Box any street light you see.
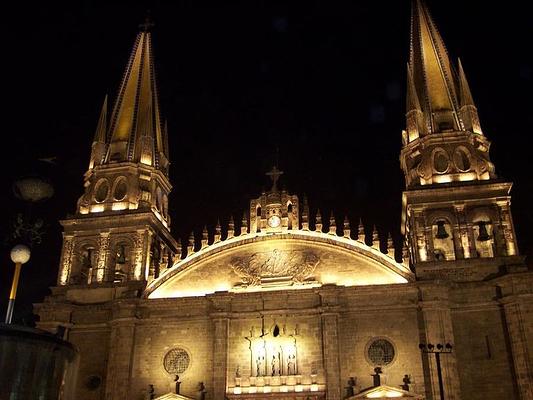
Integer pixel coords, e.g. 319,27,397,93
419,342,453,400
5,244,31,324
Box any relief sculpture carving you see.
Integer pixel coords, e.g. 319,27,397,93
230,249,319,286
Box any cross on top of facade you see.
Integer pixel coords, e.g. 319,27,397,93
266,166,283,192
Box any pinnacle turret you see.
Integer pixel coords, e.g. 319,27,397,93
458,59,482,134
89,96,108,170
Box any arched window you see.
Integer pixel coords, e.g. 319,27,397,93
94,179,109,203
433,150,449,174
453,148,471,172
113,177,128,201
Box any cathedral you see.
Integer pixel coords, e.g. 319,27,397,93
35,1,533,400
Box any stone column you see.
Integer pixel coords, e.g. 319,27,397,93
321,311,341,400
96,232,111,282
418,288,461,400
453,204,469,259
212,316,229,399
58,234,75,285
412,210,428,262
133,229,147,280
500,296,533,399
497,200,518,256
319,286,341,400
104,302,137,400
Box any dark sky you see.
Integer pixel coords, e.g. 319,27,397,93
1,1,532,324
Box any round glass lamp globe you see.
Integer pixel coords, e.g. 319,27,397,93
11,245,31,264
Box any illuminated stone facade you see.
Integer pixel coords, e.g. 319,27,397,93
35,2,532,400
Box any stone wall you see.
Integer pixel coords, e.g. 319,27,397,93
69,329,110,400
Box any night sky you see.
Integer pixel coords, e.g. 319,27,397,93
1,1,531,324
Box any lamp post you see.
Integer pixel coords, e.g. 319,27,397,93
419,342,453,400
5,244,31,324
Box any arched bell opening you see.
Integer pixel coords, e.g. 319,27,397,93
431,219,456,261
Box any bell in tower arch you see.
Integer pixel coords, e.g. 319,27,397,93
477,221,491,241
116,244,127,264
435,221,449,239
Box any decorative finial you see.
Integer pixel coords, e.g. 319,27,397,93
227,216,235,239
343,215,351,238
266,166,284,192
402,241,410,266
214,219,222,243
139,12,155,32
358,218,365,242
201,226,209,249
372,225,380,249
315,210,323,233
187,231,195,256
328,212,336,235
387,233,394,255
175,240,182,262
241,213,248,235
302,196,309,231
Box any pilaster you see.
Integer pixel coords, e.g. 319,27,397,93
58,234,75,285
212,316,229,399
499,287,533,399
319,287,341,400
104,302,137,400
418,286,461,400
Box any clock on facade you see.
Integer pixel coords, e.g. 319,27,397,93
268,215,281,228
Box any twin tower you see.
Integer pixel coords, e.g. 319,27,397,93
56,1,520,290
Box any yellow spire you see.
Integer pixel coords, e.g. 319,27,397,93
406,64,421,114
405,64,426,143
457,58,475,107
458,58,483,134
409,0,461,133
89,95,108,169
93,95,108,144
106,21,168,172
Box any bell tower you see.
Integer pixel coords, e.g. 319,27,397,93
250,166,299,234
57,20,178,290
401,0,520,279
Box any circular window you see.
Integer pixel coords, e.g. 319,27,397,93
113,178,128,201
94,180,109,203
163,348,190,374
434,150,449,173
453,148,471,172
367,338,395,366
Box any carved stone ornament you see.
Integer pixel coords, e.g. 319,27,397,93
230,249,319,286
